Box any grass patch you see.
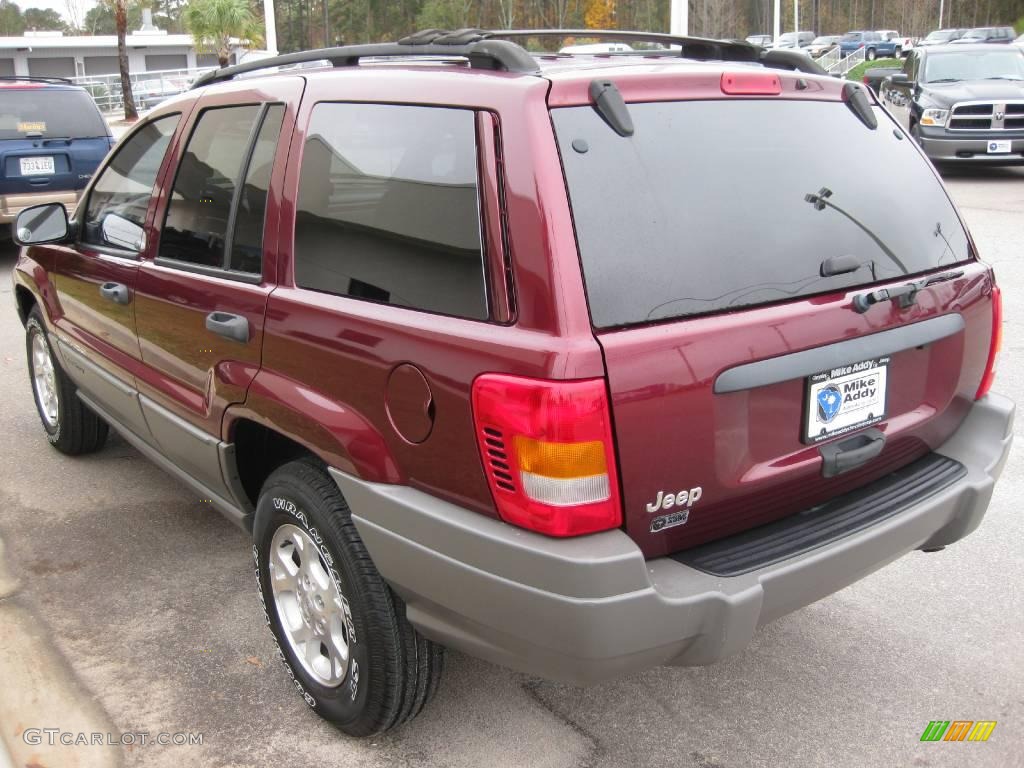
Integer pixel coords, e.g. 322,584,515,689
846,58,901,82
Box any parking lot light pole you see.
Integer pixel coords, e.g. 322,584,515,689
794,0,799,34
670,0,688,36
774,0,781,44
263,0,278,55
938,0,945,28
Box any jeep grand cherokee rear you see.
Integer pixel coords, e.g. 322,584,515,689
12,31,1012,737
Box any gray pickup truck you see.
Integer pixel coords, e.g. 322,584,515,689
880,43,1024,163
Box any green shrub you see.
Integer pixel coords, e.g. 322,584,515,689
846,58,901,82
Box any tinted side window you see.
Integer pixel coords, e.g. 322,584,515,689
294,103,487,320
229,105,284,273
159,105,263,271
82,114,178,251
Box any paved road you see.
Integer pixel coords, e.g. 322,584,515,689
1,166,1022,768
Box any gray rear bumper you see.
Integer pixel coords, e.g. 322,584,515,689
330,394,1014,685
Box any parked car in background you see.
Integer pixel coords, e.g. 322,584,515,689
860,65,902,95
0,77,113,223
840,30,898,60
919,28,967,47
881,43,1024,163
11,28,1012,737
135,77,189,110
807,35,841,57
878,30,913,57
773,31,815,49
745,34,773,47
559,42,634,54
952,27,1016,44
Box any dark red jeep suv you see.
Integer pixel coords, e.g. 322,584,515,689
10,30,1013,736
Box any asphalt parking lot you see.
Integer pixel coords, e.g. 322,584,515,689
0,165,1022,768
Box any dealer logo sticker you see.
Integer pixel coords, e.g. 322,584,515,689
816,385,843,423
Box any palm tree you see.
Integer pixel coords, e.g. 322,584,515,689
109,0,137,120
184,0,263,68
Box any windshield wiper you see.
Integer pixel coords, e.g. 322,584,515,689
983,76,1024,81
929,78,961,83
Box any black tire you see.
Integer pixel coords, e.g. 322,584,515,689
253,458,444,736
25,307,108,455
866,48,877,61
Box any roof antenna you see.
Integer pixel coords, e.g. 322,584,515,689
589,80,634,137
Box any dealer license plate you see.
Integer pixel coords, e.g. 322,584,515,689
987,140,1012,154
803,357,889,444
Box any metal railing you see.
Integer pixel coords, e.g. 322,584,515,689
816,47,840,72
825,47,866,77
70,66,215,113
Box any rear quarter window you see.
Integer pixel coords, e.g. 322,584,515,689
553,99,970,329
294,103,487,320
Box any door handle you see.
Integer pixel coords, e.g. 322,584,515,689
99,282,130,305
819,428,886,478
205,311,250,343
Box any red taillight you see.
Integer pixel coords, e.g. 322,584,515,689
720,72,782,95
976,284,1002,400
471,374,622,537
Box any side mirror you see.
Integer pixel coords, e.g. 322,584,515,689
887,73,911,86
13,203,70,246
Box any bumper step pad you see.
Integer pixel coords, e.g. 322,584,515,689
672,454,966,577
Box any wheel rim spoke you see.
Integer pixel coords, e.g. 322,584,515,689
30,332,59,428
267,523,350,688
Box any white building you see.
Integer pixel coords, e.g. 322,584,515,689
0,13,248,79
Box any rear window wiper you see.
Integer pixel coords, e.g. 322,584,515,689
853,278,927,313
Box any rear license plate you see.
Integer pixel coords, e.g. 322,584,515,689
803,357,889,444
987,140,1012,154
20,156,54,175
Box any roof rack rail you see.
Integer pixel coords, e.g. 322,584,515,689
0,75,73,85
486,29,826,75
191,27,825,90
191,36,539,89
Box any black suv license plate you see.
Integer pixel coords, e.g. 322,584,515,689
803,357,889,445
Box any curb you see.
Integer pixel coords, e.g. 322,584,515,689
0,731,13,768
0,534,122,768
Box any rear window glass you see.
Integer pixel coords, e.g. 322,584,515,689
553,99,970,329
0,88,107,140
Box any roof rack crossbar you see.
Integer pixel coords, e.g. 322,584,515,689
192,38,539,89
0,75,73,84
191,27,826,90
